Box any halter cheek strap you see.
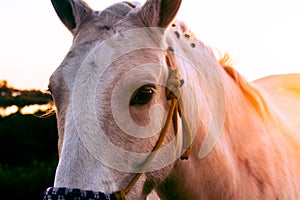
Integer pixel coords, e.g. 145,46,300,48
165,49,193,160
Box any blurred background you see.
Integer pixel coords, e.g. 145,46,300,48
0,80,57,199
0,0,299,90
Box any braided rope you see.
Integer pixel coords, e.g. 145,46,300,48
165,50,192,160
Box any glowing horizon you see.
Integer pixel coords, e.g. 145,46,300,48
0,103,54,117
0,0,299,90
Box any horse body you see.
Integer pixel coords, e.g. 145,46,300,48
255,74,300,130
47,0,300,199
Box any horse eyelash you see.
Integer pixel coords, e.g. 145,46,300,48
100,25,111,31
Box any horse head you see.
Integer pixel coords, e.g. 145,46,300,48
46,0,226,199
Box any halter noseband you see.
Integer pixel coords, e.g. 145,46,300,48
44,49,193,200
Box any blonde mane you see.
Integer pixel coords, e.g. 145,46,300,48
218,54,270,118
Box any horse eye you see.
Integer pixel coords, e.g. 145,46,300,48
130,85,155,106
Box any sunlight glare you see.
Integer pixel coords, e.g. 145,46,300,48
20,103,53,115
0,105,18,117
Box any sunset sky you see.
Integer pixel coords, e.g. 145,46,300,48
0,0,299,90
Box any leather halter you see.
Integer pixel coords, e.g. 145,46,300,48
44,49,193,200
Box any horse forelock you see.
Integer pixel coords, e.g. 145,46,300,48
100,1,140,17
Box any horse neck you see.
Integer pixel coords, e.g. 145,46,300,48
158,64,276,199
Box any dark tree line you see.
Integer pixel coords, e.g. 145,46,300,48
0,80,52,108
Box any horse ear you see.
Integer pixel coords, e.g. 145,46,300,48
51,0,93,32
138,0,182,28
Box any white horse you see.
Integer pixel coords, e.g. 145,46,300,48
44,0,300,199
